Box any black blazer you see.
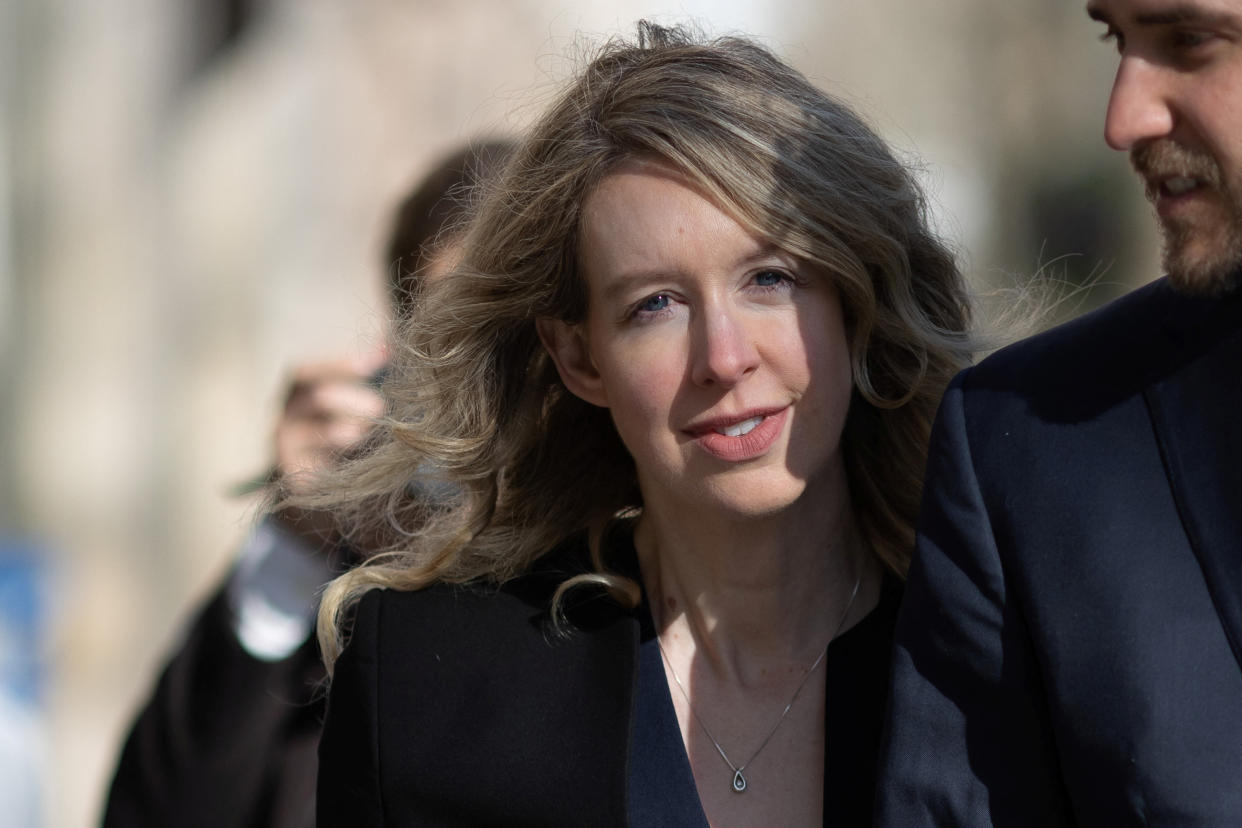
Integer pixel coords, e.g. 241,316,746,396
317,538,897,826
878,278,1242,825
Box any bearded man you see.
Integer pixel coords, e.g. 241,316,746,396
878,0,1242,824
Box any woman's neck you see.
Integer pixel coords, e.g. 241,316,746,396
634,481,878,686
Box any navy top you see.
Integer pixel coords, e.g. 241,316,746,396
626,571,903,826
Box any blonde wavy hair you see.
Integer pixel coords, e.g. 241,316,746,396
313,22,973,670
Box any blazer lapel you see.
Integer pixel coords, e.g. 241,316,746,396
489,578,642,825
1145,291,1242,673
377,560,642,826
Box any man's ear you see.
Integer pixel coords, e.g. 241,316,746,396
536,318,610,408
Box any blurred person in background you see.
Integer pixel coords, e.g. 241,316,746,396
312,23,974,827
879,0,1242,823
101,139,516,828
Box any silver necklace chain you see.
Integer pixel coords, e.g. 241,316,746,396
656,571,862,794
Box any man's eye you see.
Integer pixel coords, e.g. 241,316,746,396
1099,26,1125,53
1171,29,1214,50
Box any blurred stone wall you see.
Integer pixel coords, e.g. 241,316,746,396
3,0,1157,825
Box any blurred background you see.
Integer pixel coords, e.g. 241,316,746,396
2,0,1157,825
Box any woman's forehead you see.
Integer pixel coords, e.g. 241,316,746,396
583,156,764,238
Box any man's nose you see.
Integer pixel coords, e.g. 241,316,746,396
1104,56,1175,151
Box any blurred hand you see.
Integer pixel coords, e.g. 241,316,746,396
271,350,387,549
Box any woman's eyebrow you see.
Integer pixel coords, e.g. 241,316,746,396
594,242,795,303
599,270,673,302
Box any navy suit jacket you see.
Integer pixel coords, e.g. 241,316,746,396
879,278,1242,825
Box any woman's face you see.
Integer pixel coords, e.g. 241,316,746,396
542,159,853,519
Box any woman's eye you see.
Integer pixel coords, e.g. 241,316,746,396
754,269,791,288
635,293,672,315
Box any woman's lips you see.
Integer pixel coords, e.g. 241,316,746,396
687,407,788,462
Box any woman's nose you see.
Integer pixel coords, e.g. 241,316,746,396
1104,56,1175,151
690,307,760,388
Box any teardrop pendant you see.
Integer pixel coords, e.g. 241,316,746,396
731,769,747,793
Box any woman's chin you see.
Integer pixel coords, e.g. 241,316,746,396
694,474,810,521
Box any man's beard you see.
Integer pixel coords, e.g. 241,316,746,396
1131,139,1242,295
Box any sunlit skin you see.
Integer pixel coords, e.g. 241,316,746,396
552,161,854,522
1089,0,1242,291
539,160,878,827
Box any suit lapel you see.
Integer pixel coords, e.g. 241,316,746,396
1145,291,1242,673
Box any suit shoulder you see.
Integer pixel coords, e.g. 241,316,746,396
972,278,1168,386
957,277,1242,424
973,276,1242,387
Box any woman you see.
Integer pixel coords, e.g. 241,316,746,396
314,22,972,827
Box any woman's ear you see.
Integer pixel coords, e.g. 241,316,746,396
536,318,610,408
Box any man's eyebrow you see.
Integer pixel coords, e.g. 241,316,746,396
1140,6,1235,25
1088,3,1238,27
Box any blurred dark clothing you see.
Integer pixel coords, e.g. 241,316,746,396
102,584,324,828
